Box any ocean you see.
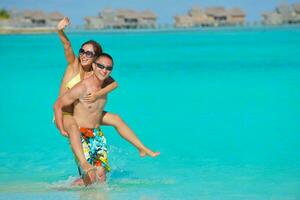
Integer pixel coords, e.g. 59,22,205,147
0,27,300,200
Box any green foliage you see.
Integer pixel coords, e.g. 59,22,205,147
0,9,10,19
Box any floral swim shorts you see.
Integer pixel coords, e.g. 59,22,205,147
77,126,110,173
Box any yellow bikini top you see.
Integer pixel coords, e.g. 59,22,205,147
66,73,81,89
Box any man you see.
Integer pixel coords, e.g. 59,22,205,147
54,53,114,185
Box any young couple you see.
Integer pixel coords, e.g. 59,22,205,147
53,17,160,186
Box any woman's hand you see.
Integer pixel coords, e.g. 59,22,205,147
57,17,70,31
82,93,97,103
54,116,69,137
59,128,69,137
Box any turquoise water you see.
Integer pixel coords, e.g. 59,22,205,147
0,27,300,200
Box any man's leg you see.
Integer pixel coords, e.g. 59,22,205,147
71,166,106,186
63,115,96,184
101,112,160,157
96,166,106,183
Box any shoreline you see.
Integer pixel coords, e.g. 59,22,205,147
0,27,57,35
1,24,300,35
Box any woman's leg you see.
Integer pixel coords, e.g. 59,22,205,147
101,112,160,157
63,114,96,183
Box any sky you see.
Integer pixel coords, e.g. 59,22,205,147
1,0,299,26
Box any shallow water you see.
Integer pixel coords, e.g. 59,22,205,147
0,27,300,200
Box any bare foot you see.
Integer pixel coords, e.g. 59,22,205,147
80,162,96,186
139,147,160,157
95,166,106,183
71,178,84,186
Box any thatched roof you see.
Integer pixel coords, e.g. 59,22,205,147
174,15,194,27
228,8,245,17
140,10,156,19
205,7,227,17
174,15,191,19
23,10,33,18
115,9,157,20
48,12,64,20
262,11,282,19
128,13,140,19
31,11,47,20
193,15,214,24
23,10,47,20
261,11,283,25
116,9,139,18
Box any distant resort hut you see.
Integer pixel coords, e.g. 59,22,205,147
174,15,194,28
262,3,300,25
116,9,140,29
84,8,157,29
205,7,228,26
276,4,295,23
0,8,64,29
227,8,246,25
293,3,300,15
174,5,246,28
23,10,47,26
139,10,156,28
85,16,105,29
47,12,64,26
262,12,283,25
292,3,300,22
188,6,214,26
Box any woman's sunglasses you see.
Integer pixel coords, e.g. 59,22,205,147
94,62,113,71
79,48,95,58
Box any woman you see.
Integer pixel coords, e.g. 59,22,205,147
56,17,159,183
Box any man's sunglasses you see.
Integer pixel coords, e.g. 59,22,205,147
94,62,113,71
79,48,95,58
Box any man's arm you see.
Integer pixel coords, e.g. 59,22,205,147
54,83,85,136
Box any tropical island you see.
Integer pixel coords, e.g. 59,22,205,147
0,3,300,34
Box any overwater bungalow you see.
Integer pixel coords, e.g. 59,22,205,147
85,8,157,29
262,12,283,25
48,12,64,26
227,8,246,25
188,6,214,26
292,3,300,22
174,15,194,28
174,5,246,28
116,9,140,29
0,9,64,29
262,3,300,25
205,7,228,26
139,10,156,28
293,3,300,14
32,13,46,25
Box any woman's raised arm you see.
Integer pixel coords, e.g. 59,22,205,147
57,17,76,65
